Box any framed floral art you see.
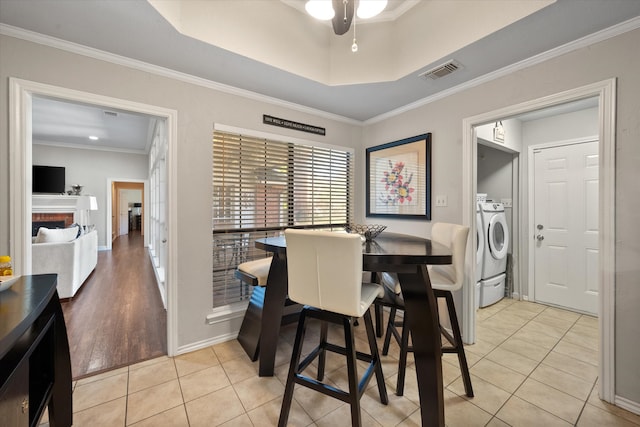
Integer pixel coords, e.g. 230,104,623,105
366,133,431,219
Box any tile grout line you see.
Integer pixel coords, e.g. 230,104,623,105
170,357,191,427
124,366,130,426
574,380,600,426
482,304,588,426
454,302,573,424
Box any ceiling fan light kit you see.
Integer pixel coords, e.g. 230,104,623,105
305,0,335,20
357,0,387,19
305,0,387,50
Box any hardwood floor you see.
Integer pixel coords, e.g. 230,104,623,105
61,231,166,379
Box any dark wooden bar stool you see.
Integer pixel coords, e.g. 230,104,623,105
377,223,474,398
279,229,388,427
236,257,271,361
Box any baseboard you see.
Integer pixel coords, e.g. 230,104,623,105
175,332,239,356
615,395,640,416
206,302,248,325
173,304,248,356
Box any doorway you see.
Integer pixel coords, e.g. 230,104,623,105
462,79,616,402
110,181,145,243
9,78,179,358
531,138,599,315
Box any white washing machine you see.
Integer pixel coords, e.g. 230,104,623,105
479,202,509,307
480,273,506,308
480,202,509,279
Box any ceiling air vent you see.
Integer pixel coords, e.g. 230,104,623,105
104,110,118,117
419,60,462,80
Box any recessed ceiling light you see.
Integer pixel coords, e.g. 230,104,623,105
89,136,99,141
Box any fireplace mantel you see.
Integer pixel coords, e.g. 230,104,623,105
32,194,79,213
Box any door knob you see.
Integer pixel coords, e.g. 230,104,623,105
536,235,544,241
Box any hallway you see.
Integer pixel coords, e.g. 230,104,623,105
61,231,166,379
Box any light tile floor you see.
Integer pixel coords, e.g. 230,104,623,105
41,299,640,426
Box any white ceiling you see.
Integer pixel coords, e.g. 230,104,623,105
32,96,156,154
2,0,639,152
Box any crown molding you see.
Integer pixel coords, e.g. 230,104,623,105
33,140,148,156
365,15,640,125
2,15,639,127
0,23,362,126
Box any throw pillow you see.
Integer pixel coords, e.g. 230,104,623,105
70,223,83,238
34,226,80,243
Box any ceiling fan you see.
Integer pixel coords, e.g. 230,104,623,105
305,0,388,35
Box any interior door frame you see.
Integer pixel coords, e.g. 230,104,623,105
527,136,599,309
462,78,616,402
107,179,148,249
9,77,179,357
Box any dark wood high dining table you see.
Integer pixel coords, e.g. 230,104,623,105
240,232,452,427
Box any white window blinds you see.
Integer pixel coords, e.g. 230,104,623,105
212,130,354,307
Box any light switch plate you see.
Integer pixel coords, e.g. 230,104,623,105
501,198,512,208
435,195,448,207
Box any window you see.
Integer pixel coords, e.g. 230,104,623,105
212,129,354,307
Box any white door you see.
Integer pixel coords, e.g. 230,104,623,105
118,189,130,235
533,140,598,314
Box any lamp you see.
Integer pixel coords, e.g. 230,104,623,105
76,195,98,233
305,0,387,46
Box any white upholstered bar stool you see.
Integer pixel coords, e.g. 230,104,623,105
279,229,388,427
378,222,473,397
235,257,272,287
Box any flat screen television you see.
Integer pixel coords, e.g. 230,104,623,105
32,165,65,194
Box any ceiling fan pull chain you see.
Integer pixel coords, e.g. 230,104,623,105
343,0,348,23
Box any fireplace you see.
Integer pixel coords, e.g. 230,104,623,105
31,195,79,235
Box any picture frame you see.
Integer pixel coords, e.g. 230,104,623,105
493,121,505,143
366,133,431,219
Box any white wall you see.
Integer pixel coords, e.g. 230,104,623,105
476,118,523,153
32,144,148,248
477,144,514,205
522,107,599,145
2,26,639,404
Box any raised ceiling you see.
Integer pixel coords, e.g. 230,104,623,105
2,0,640,122
1,0,640,152
148,0,552,86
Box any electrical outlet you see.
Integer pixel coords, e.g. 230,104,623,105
501,198,512,208
435,195,448,207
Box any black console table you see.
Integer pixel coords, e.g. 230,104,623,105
0,274,72,427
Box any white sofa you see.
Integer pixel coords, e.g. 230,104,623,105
32,229,98,298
